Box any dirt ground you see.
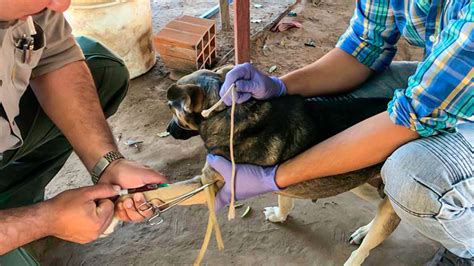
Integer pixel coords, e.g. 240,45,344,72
41,0,437,265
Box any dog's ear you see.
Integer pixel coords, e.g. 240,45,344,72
214,65,234,79
167,84,205,113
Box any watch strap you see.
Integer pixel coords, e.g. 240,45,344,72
91,151,124,184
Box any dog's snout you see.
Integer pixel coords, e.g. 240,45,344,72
167,120,199,140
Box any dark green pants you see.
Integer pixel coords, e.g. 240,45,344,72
0,37,129,210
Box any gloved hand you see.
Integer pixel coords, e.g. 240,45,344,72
206,154,281,210
220,63,287,106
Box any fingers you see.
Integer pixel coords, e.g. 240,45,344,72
118,193,154,222
221,63,254,105
115,201,131,221
142,171,169,186
206,154,232,180
83,184,121,201
222,63,252,92
214,189,229,211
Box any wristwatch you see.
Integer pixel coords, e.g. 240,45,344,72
91,151,125,184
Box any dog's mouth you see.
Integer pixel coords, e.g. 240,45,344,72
167,118,199,140
173,116,194,130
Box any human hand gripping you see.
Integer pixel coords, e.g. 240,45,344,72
45,184,121,244
220,63,287,106
99,159,169,222
206,154,281,210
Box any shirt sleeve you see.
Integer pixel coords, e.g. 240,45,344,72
31,10,85,78
387,3,474,137
336,0,400,72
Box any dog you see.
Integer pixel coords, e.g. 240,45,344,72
164,66,402,265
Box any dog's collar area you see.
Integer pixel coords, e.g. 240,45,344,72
201,84,236,118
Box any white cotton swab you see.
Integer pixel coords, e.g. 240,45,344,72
201,84,235,118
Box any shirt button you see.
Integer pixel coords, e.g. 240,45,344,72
429,35,436,42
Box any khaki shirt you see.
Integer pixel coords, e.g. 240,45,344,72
0,10,84,157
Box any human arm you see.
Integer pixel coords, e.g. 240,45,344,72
275,112,418,187
0,185,119,255
220,0,400,103
281,48,372,96
220,48,372,105
208,112,418,207
30,59,166,222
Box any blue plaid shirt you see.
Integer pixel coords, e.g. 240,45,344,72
336,0,473,137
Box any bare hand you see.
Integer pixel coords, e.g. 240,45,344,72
99,159,168,222
46,184,120,244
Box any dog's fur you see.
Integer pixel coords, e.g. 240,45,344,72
165,67,402,265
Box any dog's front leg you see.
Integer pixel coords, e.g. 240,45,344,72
141,162,224,206
263,195,294,223
344,197,401,266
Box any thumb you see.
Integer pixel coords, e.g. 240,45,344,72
142,171,169,185
214,189,229,211
235,79,258,93
206,154,232,180
84,184,121,201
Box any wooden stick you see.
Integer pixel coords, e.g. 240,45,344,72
234,0,250,63
219,0,231,30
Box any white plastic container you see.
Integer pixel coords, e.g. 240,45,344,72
66,0,156,78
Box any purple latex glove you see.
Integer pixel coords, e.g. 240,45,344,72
206,154,281,211
220,63,287,106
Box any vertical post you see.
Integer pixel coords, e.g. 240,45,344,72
233,0,250,64
219,0,231,30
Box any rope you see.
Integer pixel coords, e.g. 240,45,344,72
195,84,237,264
194,183,224,265
201,84,238,221
227,87,237,220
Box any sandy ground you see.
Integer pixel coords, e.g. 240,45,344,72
41,0,437,265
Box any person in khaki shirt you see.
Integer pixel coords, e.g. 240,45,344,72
0,0,167,261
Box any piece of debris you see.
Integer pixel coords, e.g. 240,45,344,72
240,206,252,218
116,133,122,142
268,65,278,73
234,202,244,209
124,139,143,152
157,131,170,138
253,3,263,8
251,19,263,23
279,38,286,47
262,44,271,56
271,17,302,32
304,38,316,47
287,11,297,17
312,0,323,7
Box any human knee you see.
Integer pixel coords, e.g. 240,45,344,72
381,141,446,217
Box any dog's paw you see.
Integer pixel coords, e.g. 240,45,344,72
263,206,288,223
349,221,372,245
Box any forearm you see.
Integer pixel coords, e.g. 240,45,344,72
30,61,117,170
0,202,51,255
275,112,419,188
281,48,373,97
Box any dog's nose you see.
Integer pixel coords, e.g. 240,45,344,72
167,120,199,140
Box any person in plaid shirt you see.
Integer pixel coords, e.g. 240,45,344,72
210,0,473,264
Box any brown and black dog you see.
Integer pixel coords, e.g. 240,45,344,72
165,66,402,265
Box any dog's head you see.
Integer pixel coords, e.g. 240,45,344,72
166,67,232,139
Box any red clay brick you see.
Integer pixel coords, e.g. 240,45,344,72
154,15,216,73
